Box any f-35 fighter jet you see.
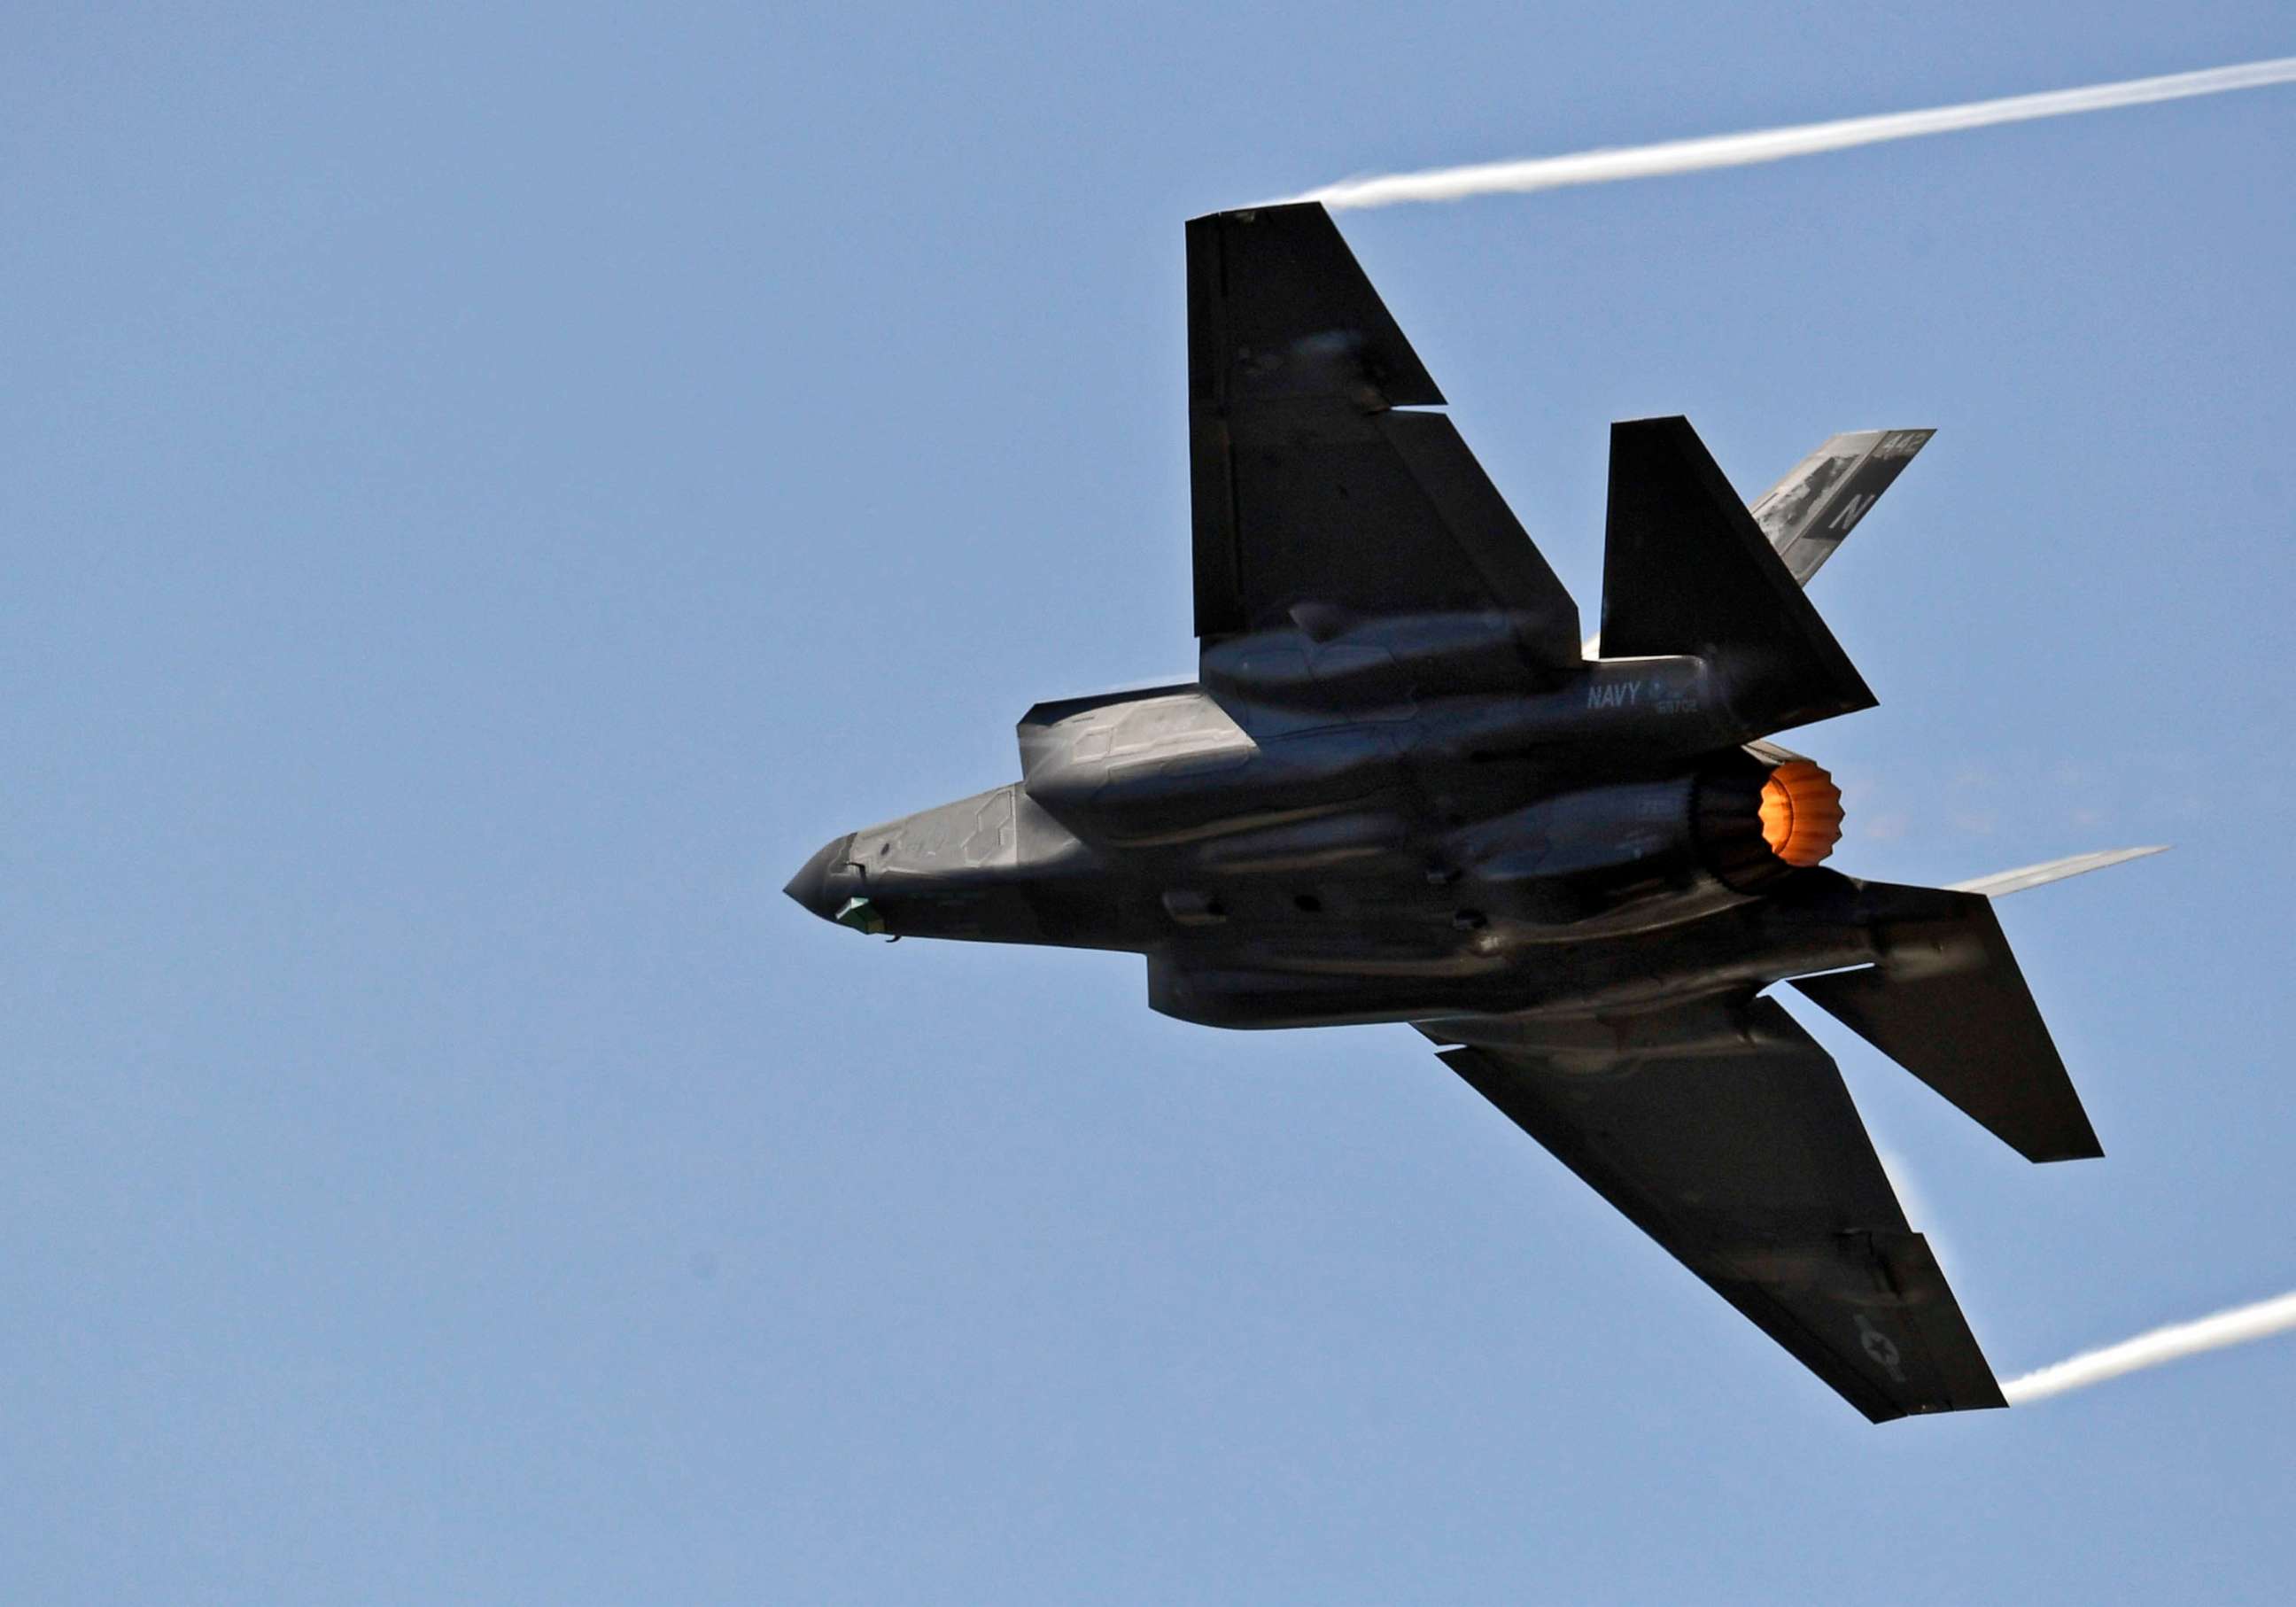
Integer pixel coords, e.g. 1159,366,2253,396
787,203,2162,1422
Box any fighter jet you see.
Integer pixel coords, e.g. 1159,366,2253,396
787,202,2163,1422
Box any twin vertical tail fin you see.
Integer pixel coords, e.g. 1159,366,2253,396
1749,428,1935,586
1792,880,2105,1163
1598,413,2125,1163
1599,416,1876,741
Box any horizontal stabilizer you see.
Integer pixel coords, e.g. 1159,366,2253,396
1602,416,1874,738
1948,844,2168,898
1791,882,2102,1163
1750,429,1934,586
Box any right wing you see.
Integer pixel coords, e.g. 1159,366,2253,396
1185,204,1581,662
1422,992,2005,1422
1749,429,1934,586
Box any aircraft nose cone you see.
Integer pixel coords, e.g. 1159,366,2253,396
784,834,857,920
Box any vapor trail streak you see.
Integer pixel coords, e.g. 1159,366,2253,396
2001,1290,2296,1405
1292,57,2296,210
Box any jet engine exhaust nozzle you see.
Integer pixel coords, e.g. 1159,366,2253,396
1759,760,1845,867
1693,754,1844,891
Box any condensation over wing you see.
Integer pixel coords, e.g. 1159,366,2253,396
1185,204,1581,660
1750,429,1934,586
1947,844,2169,898
1420,994,2005,1422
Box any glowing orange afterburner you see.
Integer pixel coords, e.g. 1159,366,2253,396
1758,760,1844,866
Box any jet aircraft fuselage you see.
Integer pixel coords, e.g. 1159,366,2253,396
788,647,1879,1029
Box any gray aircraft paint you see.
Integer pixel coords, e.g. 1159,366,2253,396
787,204,2162,1424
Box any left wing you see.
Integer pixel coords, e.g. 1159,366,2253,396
1185,204,1581,661
1422,992,2005,1422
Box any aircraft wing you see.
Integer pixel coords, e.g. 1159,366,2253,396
1420,992,2006,1422
1185,204,1581,662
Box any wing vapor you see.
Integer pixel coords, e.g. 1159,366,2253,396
1947,844,2168,898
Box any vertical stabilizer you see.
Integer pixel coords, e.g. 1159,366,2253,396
1750,429,1934,586
1602,416,1875,738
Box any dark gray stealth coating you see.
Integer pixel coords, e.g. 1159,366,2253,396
787,201,2141,1424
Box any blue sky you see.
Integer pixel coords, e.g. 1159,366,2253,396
5,3,2293,1601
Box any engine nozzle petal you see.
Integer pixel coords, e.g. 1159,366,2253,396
1759,760,1845,867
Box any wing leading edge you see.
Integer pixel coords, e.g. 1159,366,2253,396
1421,993,2006,1422
1185,205,1581,663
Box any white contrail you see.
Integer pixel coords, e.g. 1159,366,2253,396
1292,56,2296,211
2002,1290,2296,1405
